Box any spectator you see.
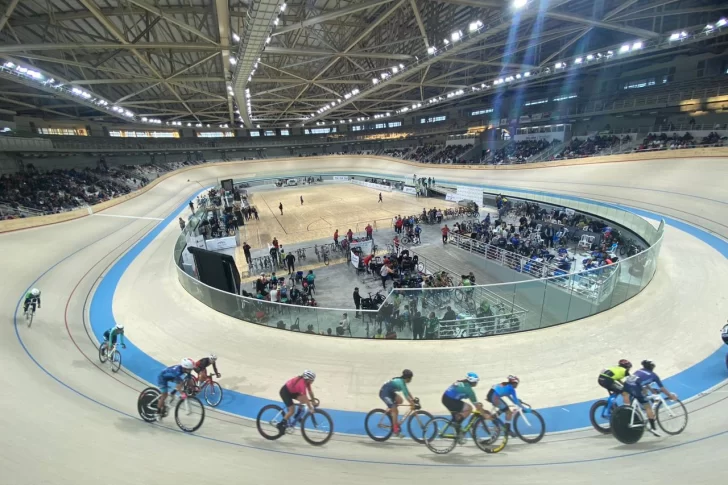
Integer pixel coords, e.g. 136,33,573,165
178,217,185,230
340,313,352,336
346,228,353,242
443,306,456,322
334,229,339,246
285,251,295,274
279,202,283,215
441,224,450,243
425,312,439,339
380,264,394,289
412,311,425,340
353,287,361,318
365,224,373,240
189,201,195,213
243,241,252,265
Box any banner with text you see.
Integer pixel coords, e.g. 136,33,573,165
351,180,393,192
333,176,351,181
350,251,360,269
402,186,417,195
456,185,484,204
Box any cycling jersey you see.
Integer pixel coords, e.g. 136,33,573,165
625,369,663,389
600,366,628,382
286,376,310,396
104,327,125,346
157,365,188,393
444,381,477,403
381,377,412,400
721,324,728,339
194,357,218,373
490,383,521,407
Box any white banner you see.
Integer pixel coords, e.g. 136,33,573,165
350,239,373,255
402,186,417,195
351,180,393,192
350,251,360,269
333,175,350,181
456,185,483,204
206,235,237,251
446,192,467,202
186,234,207,250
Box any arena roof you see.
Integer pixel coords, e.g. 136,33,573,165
0,0,725,128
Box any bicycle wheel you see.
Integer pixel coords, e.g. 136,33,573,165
514,409,546,443
589,399,615,434
110,350,122,373
203,381,223,407
256,404,285,440
323,254,329,266
656,399,688,435
137,387,161,423
472,416,507,453
26,310,33,328
416,262,425,272
364,409,393,442
301,409,334,446
402,237,411,245
407,410,434,444
174,396,205,433
454,289,464,302
423,417,457,455
98,342,108,363
610,406,644,444
183,377,198,396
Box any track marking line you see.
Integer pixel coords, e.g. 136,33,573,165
94,214,164,221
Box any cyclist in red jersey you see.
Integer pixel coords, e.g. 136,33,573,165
278,370,317,430
193,354,220,386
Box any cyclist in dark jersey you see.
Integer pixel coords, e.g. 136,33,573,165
193,354,220,387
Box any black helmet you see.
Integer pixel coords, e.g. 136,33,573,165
641,359,656,371
402,369,414,379
618,359,632,370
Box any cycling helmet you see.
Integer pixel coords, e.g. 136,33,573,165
115,323,124,330
180,358,195,370
209,353,217,362
618,359,632,370
303,370,316,381
402,369,414,379
31,288,40,297
466,372,479,384
641,359,656,371
508,375,520,385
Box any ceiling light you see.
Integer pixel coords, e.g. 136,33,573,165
619,45,630,53
427,46,436,55
274,18,279,25
232,33,240,42
280,3,287,12
716,18,726,27
443,39,449,45
513,0,528,9
392,67,399,74
469,21,483,32
451,31,462,42
586,54,594,61
266,37,271,44
574,57,583,64
230,58,237,65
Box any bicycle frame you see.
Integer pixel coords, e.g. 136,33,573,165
628,392,663,429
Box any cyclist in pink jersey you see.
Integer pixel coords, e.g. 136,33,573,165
278,370,317,430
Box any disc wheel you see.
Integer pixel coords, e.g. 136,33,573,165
610,406,644,445
514,409,546,443
256,404,285,440
300,409,334,446
589,399,615,434
423,417,457,455
203,381,223,407
656,399,688,435
137,387,161,423
364,409,393,442
407,410,434,444
174,396,205,433
110,350,122,373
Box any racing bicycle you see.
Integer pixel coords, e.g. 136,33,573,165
137,386,206,433
422,407,507,455
589,390,628,434
489,401,546,444
610,392,687,445
98,340,123,373
24,298,39,328
364,398,433,443
256,398,334,446
184,373,224,407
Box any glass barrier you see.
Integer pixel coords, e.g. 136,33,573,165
174,178,664,339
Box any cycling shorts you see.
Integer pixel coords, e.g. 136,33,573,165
379,384,397,409
623,382,648,405
157,377,177,394
441,394,464,414
486,388,508,412
598,375,624,394
280,384,299,408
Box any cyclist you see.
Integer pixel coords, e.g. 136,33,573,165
23,288,41,314
721,320,728,346
278,370,317,431
598,359,632,404
414,224,422,244
442,372,484,435
379,369,417,436
102,323,127,350
486,375,522,436
623,360,678,437
157,358,195,417
193,353,220,388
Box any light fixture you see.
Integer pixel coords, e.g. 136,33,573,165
586,54,594,61
717,18,726,27
555,62,564,69
619,45,630,53
427,46,436,54
266,37,271,44
372,78,378,84
451,31,462,42
280,3,287,12
274,18,279,25
230,58,237,65
232,33,240,42
574,57,583,64
469,20,483,32
392,66,399,74
513,0,528,9
443,39,449,45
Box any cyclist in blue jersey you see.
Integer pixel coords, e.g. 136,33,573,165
486,375,522,436
442,372,484,432
623,360,677,437
157,358,195,417
379,369,417,436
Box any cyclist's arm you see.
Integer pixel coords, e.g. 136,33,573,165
118,331,125,346
652,376,677,400
306,382,316,404
212,362,219,375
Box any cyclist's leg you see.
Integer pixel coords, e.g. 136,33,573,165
197,368,208,388
280,385,297,425
157,378,170,414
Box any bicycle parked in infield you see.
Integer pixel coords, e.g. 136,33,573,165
610,390,687,444
422,407,508,455
256,398,334,446
137,385,206,433
184,373,224,407
98,340,124,373
364,398,433,443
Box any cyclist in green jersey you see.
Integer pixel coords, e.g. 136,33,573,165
378,369,417,436
103,323,127,350
24,288,41,314
598,359,632,404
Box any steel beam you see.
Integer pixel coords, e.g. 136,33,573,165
0,0,20,33
123,0,219,45
272,0,396,36
409,0,430,49
545,11,661,38
0,43,220,54
214,0,235,124
264,46,413,60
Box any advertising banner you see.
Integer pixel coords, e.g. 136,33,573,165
206,235,237,251
350,239,373,255
351,180,393,192
333,176,350,181
402,186,417,195
456,185,484,204
350,251,360,269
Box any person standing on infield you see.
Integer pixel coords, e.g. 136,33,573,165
279,202,283,215
378,192,383,203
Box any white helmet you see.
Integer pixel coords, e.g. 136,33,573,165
116,323,124,330
180,358,195,370
209,353,217,362
31,288,40,297
303,370,316,381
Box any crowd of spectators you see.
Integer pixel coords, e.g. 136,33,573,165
382,148,409,158
636,131,725,151
556,134,627,159
428,144,473,164
406,144,441,161
488,139,556,164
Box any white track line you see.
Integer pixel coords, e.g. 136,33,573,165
94,214,164,221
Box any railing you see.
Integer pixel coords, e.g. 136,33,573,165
175,172,665,338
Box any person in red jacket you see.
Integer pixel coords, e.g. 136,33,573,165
441,225,450,244
346,228,353,242
334,229,339,246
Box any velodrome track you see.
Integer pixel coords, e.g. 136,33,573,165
3,155,728,484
